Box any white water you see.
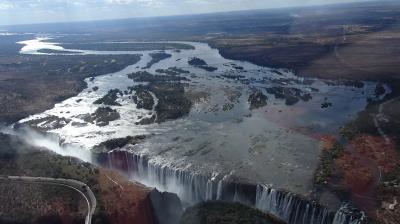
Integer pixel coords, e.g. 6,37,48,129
0,126,92,162
18,37,69,54
13,35,377,224
105,150,366,224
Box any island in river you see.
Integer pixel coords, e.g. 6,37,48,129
1,1,400,224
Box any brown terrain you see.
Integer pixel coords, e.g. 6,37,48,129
206,18,400,87
0,1,400,223
0,133,168,224
97,169,157,224
0,183,86,224
198,4,400,223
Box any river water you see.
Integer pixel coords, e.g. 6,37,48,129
17,35,385,196
12,35,379,223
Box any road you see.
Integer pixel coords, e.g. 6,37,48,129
0,176,97,224
373,96,400,144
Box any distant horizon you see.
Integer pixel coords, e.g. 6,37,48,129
0,0,377,27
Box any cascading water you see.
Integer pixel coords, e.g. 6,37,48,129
105,151,222,203
332,205,366,224
15,37,383,224
256,185,333,224
100,149,367,224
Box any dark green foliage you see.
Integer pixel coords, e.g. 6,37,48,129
248,91,268,110
188,57,217,72
188,58,207,66
314,142,344,185
0,54,140,124
150,82,192,122
0,133,112,224
179,201,283,224
128,71,188,83
144,52,172,69
266,86,311,106
375,83,386,96
82,107,120,126
131,85,155,110
156,67,190,76
94,89,123,106
128,71,192,123
0,134,18,160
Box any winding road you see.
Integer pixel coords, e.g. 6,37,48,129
0,176,96,224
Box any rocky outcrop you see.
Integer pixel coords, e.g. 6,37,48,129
150,189,184,224
92,135,147,153
96,169,157,224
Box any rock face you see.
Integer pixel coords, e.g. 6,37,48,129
149,189,184,224
92,135,147,153
92,138,185,224
99,148,367,224
179,201,285,224
97,169,157,224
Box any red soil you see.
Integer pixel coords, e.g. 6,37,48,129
334,135,399,214
98,169,156,224
349,135,398,174
319,135,338,151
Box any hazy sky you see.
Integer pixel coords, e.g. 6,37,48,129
0,0,366,26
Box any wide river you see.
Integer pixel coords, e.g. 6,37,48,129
15,35,386,199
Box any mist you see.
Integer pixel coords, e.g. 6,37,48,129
0,125,92,163
0,0,369,26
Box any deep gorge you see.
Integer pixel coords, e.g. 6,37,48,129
98,149,366,224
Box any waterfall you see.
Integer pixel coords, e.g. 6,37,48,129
100,150,366,224
332,204,366,224
255,185,331,224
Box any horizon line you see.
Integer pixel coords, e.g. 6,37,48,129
0,0,380,28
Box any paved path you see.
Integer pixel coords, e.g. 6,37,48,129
0,176,96,224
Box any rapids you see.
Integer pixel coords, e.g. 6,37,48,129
14,35,378,224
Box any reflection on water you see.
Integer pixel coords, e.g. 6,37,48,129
18,37,66,54
18,36,387,195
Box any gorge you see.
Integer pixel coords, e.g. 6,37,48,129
1,35,382,224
